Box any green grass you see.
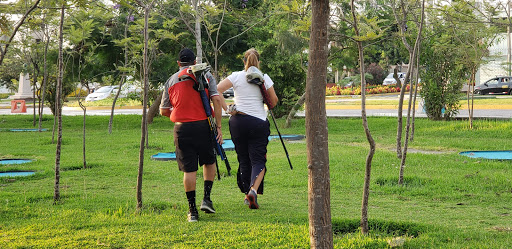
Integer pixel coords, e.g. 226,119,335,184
1,115,511,248
64,98,143,107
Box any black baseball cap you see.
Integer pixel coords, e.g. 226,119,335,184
179,48,195,63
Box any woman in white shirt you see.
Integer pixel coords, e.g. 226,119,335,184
217,48,278,209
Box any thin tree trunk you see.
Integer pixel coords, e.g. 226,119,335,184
193,0,202,63
145,102,149,148
410,46,421,141
109,76,125,134
395,55,411,159
399,0,425,186
33,71,37,127
38,29,50,132
147,91,162,124
466,75,471,128
306,0,332,248
351,0,376,235
79,100,87,169
285,92,306,128
52,114,56,143
135,0,154,211
54,5,65,203
0,0,41,66
469,68,476,129
109,12,131,134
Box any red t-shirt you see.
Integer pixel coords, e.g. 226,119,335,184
160,67,216,123
168,78,210,123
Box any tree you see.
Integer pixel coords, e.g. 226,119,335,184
134,0,156,211
398,0,425,186
420,2,480,121
391,0,423,159
54,2,66,204
445,0,499,129
0,0,41,66
306,0,332,247
348,0,382,234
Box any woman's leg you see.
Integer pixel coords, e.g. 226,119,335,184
229,115,252,193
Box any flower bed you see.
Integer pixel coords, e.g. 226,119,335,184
326,85,410,96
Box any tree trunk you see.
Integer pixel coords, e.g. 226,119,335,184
410,47,421,142
79,100,87,169
306,1,332,248
285,92,305,128
109,76,126,134
147,91,162,124
193,0,202,63
109,14,131,134
136,2,153,211
398,0,425,186
395,56,410,159
33,71,37,127
38,29,50,132
351,0,376,235
54,4,65,203
469,68,476,129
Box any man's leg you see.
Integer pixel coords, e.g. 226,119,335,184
184,171,198,222
200,163,216,213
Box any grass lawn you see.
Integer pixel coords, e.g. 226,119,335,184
0,114,511,248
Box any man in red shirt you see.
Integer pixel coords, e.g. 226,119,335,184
160,48,223,222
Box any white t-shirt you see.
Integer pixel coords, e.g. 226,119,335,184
227,70,274,121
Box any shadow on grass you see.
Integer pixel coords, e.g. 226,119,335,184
61,163,103,171
374,176,431,188
333,218,427,237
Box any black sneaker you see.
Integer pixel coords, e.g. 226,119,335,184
200,199,216,214
187,210,199,222
247,189,259,209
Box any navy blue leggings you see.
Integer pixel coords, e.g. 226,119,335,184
229,114,270,194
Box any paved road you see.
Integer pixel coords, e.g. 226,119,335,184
2,95,512,119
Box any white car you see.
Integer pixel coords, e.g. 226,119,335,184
383,72,406,86
85,86,119,101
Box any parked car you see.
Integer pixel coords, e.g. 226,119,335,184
223,87,234,98
85,86,119,101
382,72,406,86
474,76,512,95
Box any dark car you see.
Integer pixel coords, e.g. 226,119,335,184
474,76,512,95
223,87,234,98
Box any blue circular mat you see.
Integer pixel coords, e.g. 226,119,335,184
268,134,305,141
0,159,34,165
459,151,512,160
0,171,35,177
151,152,177,161
151,140,236,161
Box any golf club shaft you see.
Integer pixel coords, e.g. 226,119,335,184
215,154,220,180
258,84,293,170
268,109,293,170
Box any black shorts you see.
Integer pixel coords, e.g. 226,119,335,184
174,120,216,172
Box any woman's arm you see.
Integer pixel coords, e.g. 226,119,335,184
217,78,233,111
266,86,278,108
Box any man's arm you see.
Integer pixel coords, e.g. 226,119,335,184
159,86,172,117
